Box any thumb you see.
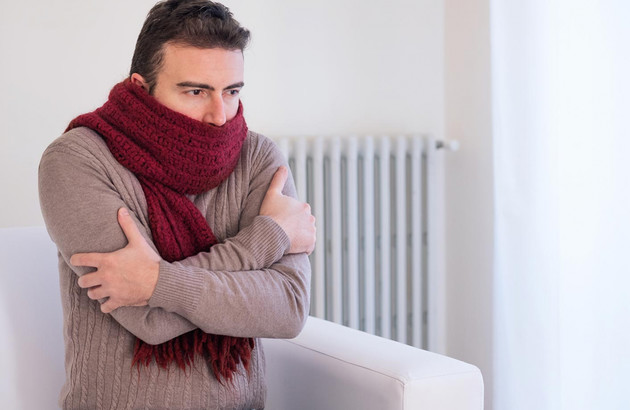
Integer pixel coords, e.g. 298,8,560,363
267,166,288,194
117,207,144,245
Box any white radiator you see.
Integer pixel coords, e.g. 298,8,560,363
274,135,453,351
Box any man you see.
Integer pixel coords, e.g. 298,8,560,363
38,1,315,408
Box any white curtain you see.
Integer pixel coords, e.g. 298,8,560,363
491,1,630,409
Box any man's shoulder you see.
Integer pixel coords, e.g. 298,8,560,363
43,127,108,159
244,129,271,146
40,127,121,178
243,129,279,154
241,129,284,166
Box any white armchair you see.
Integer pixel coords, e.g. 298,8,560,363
0,227,483,409
264,317,483,409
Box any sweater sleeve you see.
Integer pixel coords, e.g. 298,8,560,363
148,134,311,338
38,132,199,344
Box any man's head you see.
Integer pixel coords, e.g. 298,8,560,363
129,0,250,126
130,0,250,93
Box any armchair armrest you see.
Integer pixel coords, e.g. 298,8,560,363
262,317,483,410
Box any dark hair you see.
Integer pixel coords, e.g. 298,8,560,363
130,0,250,93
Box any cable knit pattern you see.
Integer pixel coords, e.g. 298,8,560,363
39,127,309,409
66,79,252,382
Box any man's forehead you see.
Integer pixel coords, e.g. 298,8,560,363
157,44,244,84
162,42,244,60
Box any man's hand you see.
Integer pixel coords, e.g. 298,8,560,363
260,166,316,255
70,207,161,314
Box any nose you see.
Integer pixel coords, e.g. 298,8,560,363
203,96,227,126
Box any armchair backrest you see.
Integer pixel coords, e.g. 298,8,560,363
0,227,65,409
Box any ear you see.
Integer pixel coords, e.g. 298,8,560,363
130,73,149,91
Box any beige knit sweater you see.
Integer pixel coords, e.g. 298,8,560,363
38,127,311,409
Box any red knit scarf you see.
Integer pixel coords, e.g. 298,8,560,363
67,79,254,382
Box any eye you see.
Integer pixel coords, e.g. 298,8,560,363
186,89,204,96
227,89,240,96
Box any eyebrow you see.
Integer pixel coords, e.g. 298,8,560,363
176,81,244,91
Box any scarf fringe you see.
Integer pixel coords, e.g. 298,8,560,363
132,330,255,383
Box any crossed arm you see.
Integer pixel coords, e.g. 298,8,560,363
71,166,315,314
39,130,314,342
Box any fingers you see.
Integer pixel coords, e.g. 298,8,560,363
77,271,102,289
78,272,119,314
117,207,144,246
267,166,288,194
86,285,107,300
80,275,118,313
70,252,103,268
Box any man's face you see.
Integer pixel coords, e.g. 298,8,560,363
132,44,244,126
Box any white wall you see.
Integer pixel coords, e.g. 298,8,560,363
1,0,156,228
0,0,444,228
444,0,493,408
